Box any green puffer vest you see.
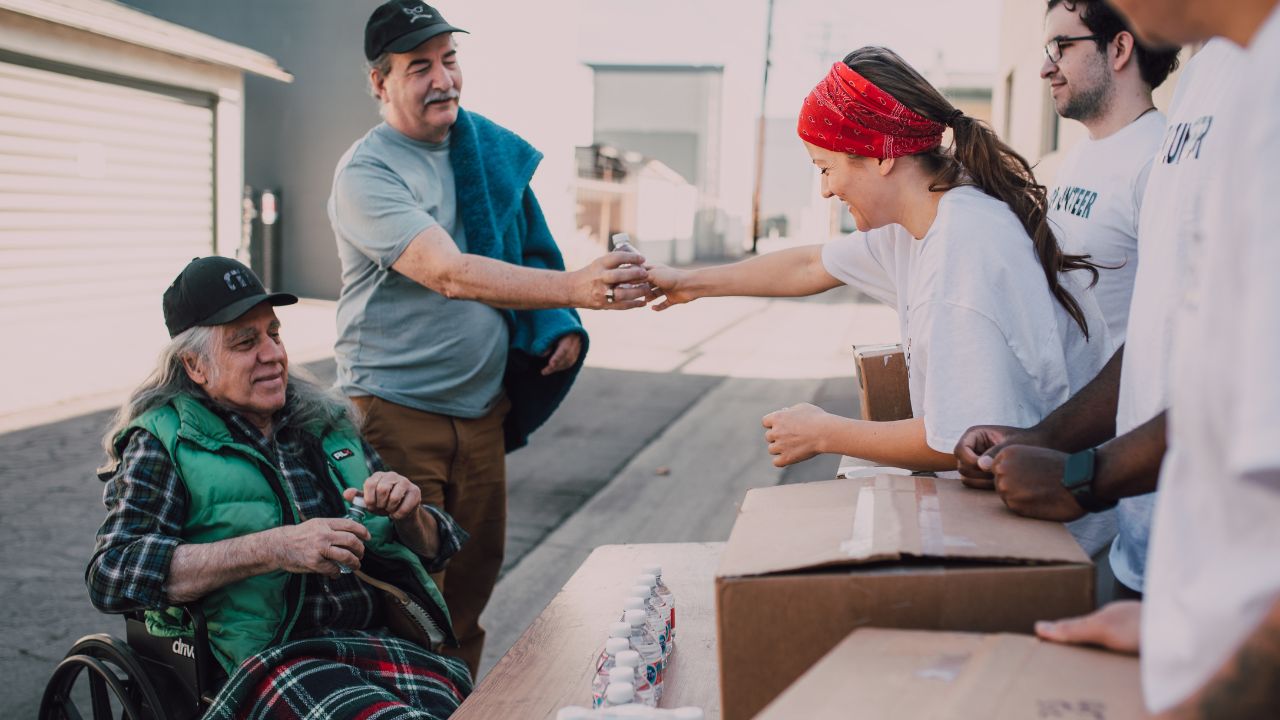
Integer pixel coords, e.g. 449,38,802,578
117,393,455,674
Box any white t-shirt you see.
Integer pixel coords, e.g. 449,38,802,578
1048,110,1165,345
822,184,1113,461
1108,39,1246,593
1141,13,1280,712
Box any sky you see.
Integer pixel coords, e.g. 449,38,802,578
575,0,1003,118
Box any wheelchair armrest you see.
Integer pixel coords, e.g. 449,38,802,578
126,605,222,705
175,604,220,704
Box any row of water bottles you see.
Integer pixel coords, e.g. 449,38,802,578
590,566,677,711
556,705,704,719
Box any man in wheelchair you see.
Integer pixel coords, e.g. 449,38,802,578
86,257,473,719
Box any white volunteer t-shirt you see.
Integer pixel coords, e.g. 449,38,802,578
1141,13,1280,712
1109,39,1246,593
821,184,1113,460
1048,110,1165,344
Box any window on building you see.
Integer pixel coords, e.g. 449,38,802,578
1003,70,1014,140
1040,82,1060,156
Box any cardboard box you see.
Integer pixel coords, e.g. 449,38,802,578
854,343,912,421
756,628,1149,719
715,476,1094,720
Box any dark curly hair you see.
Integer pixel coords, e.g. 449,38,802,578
1047,0,1180,88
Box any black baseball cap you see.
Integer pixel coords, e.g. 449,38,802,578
162,257,297,338
364,1,468,62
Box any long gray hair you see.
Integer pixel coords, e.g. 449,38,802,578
99,325,359,476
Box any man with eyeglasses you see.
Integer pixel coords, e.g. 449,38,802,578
1032,0,1180,581
1042,0,1180,347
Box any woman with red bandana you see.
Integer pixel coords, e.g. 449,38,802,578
647,47,1113,476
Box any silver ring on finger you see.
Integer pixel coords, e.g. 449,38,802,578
605,286,616,303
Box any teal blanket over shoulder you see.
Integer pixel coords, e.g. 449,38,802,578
449,108,587,452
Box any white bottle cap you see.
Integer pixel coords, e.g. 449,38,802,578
611,232,631,246
351,495,367,509
608,666,633,684
605,681,635,704
623,596,646,612
630,585,653,599
609,621,631,638
642,564,662,577
635,573,657,587
605,637,630,655
673,709,704,720
624,609,647,627
615,649,641,668
555,708,593,720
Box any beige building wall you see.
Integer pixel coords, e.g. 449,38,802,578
994,0,1186,185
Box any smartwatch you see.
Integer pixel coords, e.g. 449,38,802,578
1061,448,1118,513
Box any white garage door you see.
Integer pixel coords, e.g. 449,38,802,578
0,59,215,323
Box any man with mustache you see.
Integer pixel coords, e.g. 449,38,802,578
328,0,649,675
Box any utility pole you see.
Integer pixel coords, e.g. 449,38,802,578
749,0,776,254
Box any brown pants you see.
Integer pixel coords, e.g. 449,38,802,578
352,394,510,677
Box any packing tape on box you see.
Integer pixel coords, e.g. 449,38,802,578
840,485,880,557
840,476,953,558
915,477,946,557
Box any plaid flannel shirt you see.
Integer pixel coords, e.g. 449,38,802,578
86,394,467,636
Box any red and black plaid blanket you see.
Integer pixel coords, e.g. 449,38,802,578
204,629,472,719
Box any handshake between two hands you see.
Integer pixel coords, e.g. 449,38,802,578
581,233,690,313
543,235,689,377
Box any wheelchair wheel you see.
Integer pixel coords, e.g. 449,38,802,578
39,634,167,720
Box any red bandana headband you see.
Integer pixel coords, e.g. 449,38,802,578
798,62,945,159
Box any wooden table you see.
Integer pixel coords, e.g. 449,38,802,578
453,542,725,720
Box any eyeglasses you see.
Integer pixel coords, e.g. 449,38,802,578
1044,34,1104,63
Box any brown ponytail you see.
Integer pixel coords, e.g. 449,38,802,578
842,47,1100,339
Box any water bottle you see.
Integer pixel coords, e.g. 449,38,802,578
615,649,657,707
592,636,632,708
625,609,664,701
603,681,635,708
555,705,705,719
629,584,669,658
642,565,675,645
337,494,367,574
610,232,645,290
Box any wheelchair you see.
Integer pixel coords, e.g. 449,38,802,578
39,607,226,720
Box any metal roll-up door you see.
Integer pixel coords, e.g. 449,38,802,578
0,59,215,324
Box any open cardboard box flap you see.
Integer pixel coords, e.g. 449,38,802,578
718,475,1089,578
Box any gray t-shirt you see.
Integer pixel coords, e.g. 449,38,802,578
328,122,508,418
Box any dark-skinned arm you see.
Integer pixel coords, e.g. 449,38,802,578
989,409,1166,522
1093,410,1166,500
1034,345,1124,452
957,346,1123,483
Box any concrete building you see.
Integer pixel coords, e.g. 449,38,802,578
589,64,731,259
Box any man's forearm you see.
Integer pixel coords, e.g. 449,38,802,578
164,530,279,604
430,253,576,309
1033,346,1124,452
1093,410,1166,500
391,227,581,310
1162,597,1280,720
827,416,958,472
